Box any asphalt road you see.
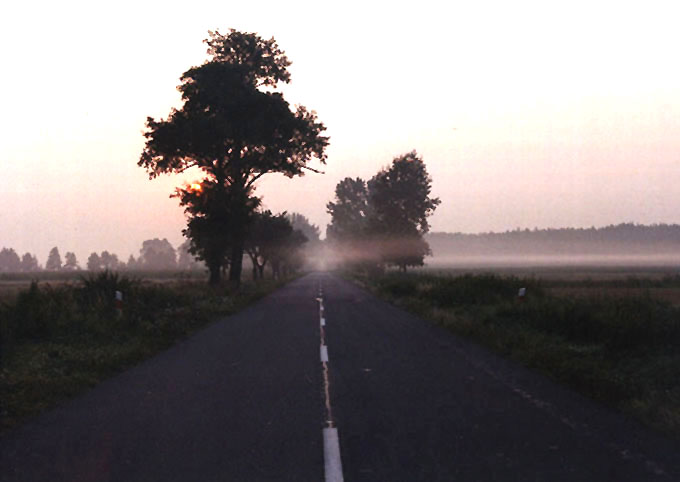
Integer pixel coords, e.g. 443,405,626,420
1,272,679,481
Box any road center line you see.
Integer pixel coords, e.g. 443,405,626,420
323,427,344,482
317,285,344,481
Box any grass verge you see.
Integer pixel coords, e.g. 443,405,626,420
0,271,294,433
350,270,680,439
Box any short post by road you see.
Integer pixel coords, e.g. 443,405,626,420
115,290,123,317
518,287,527,302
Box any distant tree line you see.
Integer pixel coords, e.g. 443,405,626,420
0,249,40,273
427,223,680,258
326,150,440,272
0,239,203,273
0,212,321,277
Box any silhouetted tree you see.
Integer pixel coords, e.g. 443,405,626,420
139,29,328,286
289,213,320,244
367,151,440,271
138,239,176,270
178,181,260,284
177,239,203,270
87,252,101,271
273,229,308,277
326,178,370,242
63,252,79,270
20,252,39,272
245,211,294,279
100,251,121,270
326,177,382,268
126,255,139,270
327,152,440,271
288,213,321,243
287,212,321,269
0,248,22,272
45,247,62,271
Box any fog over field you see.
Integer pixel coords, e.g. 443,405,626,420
424,224,680,268
426,254,680,268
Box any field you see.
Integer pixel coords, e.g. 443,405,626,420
0,270,291,433
355,263,680,439
0,270,208,299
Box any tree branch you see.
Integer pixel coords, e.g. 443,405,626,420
302,165,325,174
246,171,267,188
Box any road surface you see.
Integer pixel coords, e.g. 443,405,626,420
1,272,679,481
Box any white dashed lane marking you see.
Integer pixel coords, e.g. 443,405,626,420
323,428,344,482
317,280,344,481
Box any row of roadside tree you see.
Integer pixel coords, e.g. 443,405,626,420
0,212,321,275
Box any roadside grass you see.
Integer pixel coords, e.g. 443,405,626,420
0,271,292,433
352,270,680,439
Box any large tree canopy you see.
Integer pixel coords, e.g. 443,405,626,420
139,61,327,187
327,151,440,271
139,29,329,285
326,177,371,242
368,151,440,236
138,239,177,270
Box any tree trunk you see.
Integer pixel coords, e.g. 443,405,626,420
229,237,244,287
208,262,221,286
247,253,258,280
257,260,266,280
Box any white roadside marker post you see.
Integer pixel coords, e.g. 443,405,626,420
115,290,123,318
518,287,527,302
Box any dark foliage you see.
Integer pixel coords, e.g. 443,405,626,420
0,248,21,272
139,29,328,285
327,151,439,271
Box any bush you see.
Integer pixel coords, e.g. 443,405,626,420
375,272,544,307
10,282,79,340
79,271,139,311
376,274,419,298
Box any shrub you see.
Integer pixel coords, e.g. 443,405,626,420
376,274,419,298
79,271,139,311
10,282,79,341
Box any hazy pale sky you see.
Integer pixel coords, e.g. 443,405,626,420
2,0,680,263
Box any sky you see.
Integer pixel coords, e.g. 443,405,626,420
2,0,680,264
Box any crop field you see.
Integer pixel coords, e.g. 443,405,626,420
357,263,680,439
0,270,210,303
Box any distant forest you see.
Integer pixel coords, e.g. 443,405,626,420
426,224,680,261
